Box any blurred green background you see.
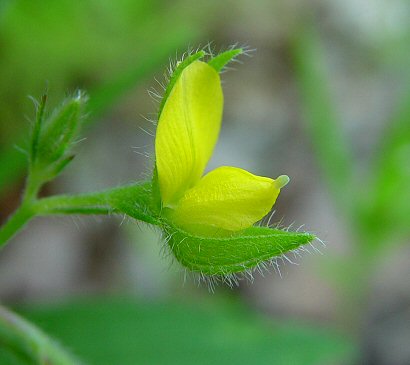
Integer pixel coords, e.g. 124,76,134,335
0,0,409,364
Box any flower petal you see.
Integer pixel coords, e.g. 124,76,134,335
168,166,289,234
155,61,223,206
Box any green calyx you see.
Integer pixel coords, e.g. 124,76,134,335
164,224,315,276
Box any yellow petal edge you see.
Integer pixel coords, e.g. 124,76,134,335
169,166,289,235
155,61,223,207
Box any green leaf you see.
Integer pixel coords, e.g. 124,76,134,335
208,48,244,72
290,24,353,211
0,350,31,365
14,297,355,365
0,305,83,365
164,224,315,275
359,88,410,245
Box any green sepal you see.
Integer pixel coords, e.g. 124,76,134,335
157,50,206,118
36,91,87,167
150,166,162,214
107,182,161,226
30,93,47,166
208,48,243,72
164,224,315,275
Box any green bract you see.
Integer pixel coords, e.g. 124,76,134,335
29,91,88,185
165,225,314,276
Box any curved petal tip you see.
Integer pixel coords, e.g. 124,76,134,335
275,175,290,189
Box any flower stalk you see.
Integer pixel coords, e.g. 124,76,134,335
0,182,155,248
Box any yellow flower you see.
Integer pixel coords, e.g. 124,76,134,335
155,60,289,235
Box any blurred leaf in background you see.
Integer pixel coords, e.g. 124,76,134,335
0,352,26,365
289,10,410,324
0,0,219,199
360,91,410,247
3,297,354,365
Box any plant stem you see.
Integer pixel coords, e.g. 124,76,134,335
33,191,114,216
0,203,35,249
0,304,83,364
0,182,155,249
0,191,111,249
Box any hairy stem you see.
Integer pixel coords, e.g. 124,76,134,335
0,182,154,249
33,191,114,216
0,304,83,365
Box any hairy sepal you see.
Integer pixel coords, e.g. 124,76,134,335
208,48,244,72
35,91,87,167
164,224,315,275
158,50,206,118
107,182,161,226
